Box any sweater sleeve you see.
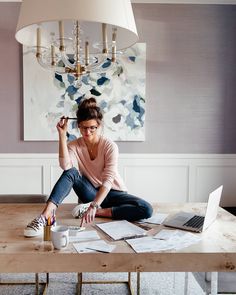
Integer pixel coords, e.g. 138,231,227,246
59,143,78,170
101,141,119,190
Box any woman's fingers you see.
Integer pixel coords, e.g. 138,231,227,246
80,216,84,227
60,116,68,126
57,117,68,131
87,212,91,224
81,207,96,224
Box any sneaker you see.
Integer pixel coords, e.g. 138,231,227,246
71,203,91,218
24,215,46,237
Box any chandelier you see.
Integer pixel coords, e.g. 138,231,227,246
15,0,138,84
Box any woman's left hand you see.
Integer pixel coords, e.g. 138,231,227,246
80,206,97,226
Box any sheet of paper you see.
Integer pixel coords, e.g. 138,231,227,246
73,240,116,253
68,226,85,236
96,220,147,241
138,213,168,224
153,229,180,240
126,236,170,253
69,230,100,243
85,240,116,253
73,242,97,253
164,231,201,250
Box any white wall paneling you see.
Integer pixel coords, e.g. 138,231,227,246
0,154,235,206
0,165,43,194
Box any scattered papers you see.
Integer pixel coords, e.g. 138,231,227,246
96,220,147,240
71,229,116,253
73,240,116,253
69,230,100,243
138,213,168,225
154,229,201,250
126,229,201,253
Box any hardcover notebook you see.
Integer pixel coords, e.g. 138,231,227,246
96,220,147,241
163,185,223,233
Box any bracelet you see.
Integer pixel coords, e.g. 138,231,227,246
90,201,99,209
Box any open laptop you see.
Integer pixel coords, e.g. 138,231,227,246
163,185,223,233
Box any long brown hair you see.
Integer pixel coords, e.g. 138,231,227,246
76,97,103,125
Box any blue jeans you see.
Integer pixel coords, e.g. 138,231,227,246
47,167,153,221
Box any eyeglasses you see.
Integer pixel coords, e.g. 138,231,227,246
79,125,98,133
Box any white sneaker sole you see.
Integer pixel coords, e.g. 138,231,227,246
24,227,43,238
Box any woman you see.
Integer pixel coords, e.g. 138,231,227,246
24,98,153,237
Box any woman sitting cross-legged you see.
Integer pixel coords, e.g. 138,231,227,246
24,97,153,237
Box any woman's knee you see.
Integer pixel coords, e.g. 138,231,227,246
139,200,153,219
62,167,79,178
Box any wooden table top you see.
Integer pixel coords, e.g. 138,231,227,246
0,203,236,273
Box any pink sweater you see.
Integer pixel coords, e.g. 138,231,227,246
59,136,127,192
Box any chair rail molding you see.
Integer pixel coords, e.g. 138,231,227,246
132,0,236,3
0,153,236,206
1,0,236,4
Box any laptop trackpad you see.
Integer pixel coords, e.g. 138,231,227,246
175,215,190,222
171,212,194,224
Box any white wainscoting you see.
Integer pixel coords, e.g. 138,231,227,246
0,154,236,206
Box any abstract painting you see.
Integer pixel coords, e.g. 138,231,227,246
23,43,146,141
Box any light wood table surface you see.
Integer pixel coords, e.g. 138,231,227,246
0,203,236,294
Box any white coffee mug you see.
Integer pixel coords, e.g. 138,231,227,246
51,225,69,250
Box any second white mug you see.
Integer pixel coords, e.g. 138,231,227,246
51,225,69,250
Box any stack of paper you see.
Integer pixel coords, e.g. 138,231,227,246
96,220,147,240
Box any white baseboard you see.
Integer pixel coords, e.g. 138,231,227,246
0,154,236,206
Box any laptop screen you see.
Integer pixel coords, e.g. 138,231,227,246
202,185,223,231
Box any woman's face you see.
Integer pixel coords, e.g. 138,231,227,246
78,119,99,140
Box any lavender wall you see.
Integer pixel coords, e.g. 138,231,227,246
0,3,236,153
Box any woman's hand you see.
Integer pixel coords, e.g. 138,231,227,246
56,117,68,139
80,206,97,226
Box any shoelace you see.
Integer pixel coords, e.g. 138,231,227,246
76,204,90,218
77,208,87,218
28,216,45,230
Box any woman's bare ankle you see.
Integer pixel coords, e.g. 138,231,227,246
41,202,57,218
96,208,112,218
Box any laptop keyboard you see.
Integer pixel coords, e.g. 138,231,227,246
183,215,204,229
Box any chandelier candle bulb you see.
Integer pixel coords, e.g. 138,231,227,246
112,28,117,62
59,20,65,51
51,45,56,66
75,21,80,61
36,27,41,57
102,23,108,54
85,41,89,66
